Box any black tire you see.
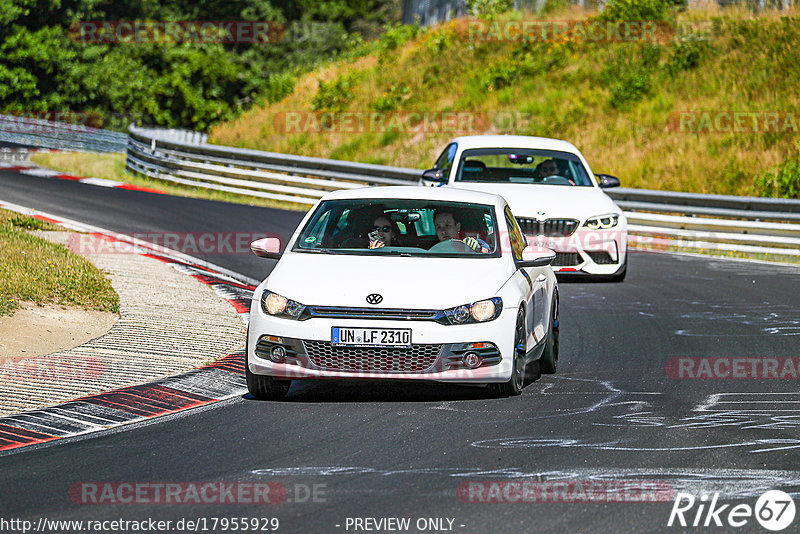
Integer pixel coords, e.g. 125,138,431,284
488,310,526,397
245,335,290,400
540,294,559,374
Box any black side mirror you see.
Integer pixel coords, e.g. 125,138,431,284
596,174,621,188
421,168,447,184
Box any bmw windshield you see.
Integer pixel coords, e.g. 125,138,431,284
293,199,500,258
455,148,594,187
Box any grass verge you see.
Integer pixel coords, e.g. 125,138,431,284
0,208,120,317
29,152,309,212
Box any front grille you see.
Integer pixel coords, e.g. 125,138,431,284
303,341,442,373
552,252,582,266
516,218,579,237
586,251,617,264
306,306,439,322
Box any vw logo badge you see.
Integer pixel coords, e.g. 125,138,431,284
366,293,383,305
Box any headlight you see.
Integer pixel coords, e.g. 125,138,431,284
583,214,619,230
261,290,305,319
443,298,502,325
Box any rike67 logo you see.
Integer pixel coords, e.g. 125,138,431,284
668,490,796,531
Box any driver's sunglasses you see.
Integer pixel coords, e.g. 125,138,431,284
542,166,557,172
373,226,392,232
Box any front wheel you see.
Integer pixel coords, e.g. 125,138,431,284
488,310,526,397
540,295,559,374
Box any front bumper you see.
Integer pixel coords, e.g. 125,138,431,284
247,306,518,383
525,228,627,276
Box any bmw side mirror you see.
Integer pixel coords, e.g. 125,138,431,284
596,174,621,188
517,246,556,268
251,237,282,260
421,168,447,186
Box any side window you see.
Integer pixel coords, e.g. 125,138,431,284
433,143,457,172
504,206,526,261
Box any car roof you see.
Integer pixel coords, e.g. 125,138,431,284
449,135,581,154
320,185,505,206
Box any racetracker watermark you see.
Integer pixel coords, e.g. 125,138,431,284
668,111,800,134
68,21,284,44
0,355,103,381
0,111,139,132
667,357,800,379
467,19,684,43
273,111,492,135
66,232,282,256
68,482,326,504
456,480,675,503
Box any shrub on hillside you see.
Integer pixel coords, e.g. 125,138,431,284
312,73,359,111
756,145,800,199
595,0,674,22
466,0,514,18
609,70,650,109
668,34,712,73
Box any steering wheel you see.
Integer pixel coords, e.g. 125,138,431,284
541,175,575,186
428,239,476,253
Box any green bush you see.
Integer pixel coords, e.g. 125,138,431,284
262,72,297,104
312,74,359,111
0,0,401,131
380,24,420,52
467,0,514,18
609,70,650,109
668,35,711,73
755,151,800,199
372,83,410,112
481,61,520,91
595,0,673,22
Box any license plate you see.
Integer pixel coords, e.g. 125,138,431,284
331,327,412,348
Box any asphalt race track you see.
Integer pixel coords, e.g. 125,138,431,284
1,170,799,533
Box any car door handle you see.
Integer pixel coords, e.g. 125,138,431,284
535,274,546,282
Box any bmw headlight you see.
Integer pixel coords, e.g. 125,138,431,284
261,290,305,319
583,214,619,230
442,298,502,325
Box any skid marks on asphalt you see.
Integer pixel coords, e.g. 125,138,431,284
249,465,800,500
423,375,800,455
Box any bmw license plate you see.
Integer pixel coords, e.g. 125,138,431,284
332,327,411,348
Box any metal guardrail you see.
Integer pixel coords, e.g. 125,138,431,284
0,114,128,153
126,126,800,255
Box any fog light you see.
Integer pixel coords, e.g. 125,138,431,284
270,345,286,362
463,352,482,369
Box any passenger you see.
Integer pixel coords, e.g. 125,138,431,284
368,215,399,249
433,209,490,253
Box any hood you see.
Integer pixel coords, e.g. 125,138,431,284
450,183,620,220
265,253,512,309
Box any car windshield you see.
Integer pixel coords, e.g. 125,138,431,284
293,199,500,257
454,148,594,187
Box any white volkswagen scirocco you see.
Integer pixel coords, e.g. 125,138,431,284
246,186,558,399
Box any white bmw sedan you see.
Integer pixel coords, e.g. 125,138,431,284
246,186,558,399
423,135,627,281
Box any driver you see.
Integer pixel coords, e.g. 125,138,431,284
536,158,575,185
537,159,559,178
433,209,490,253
